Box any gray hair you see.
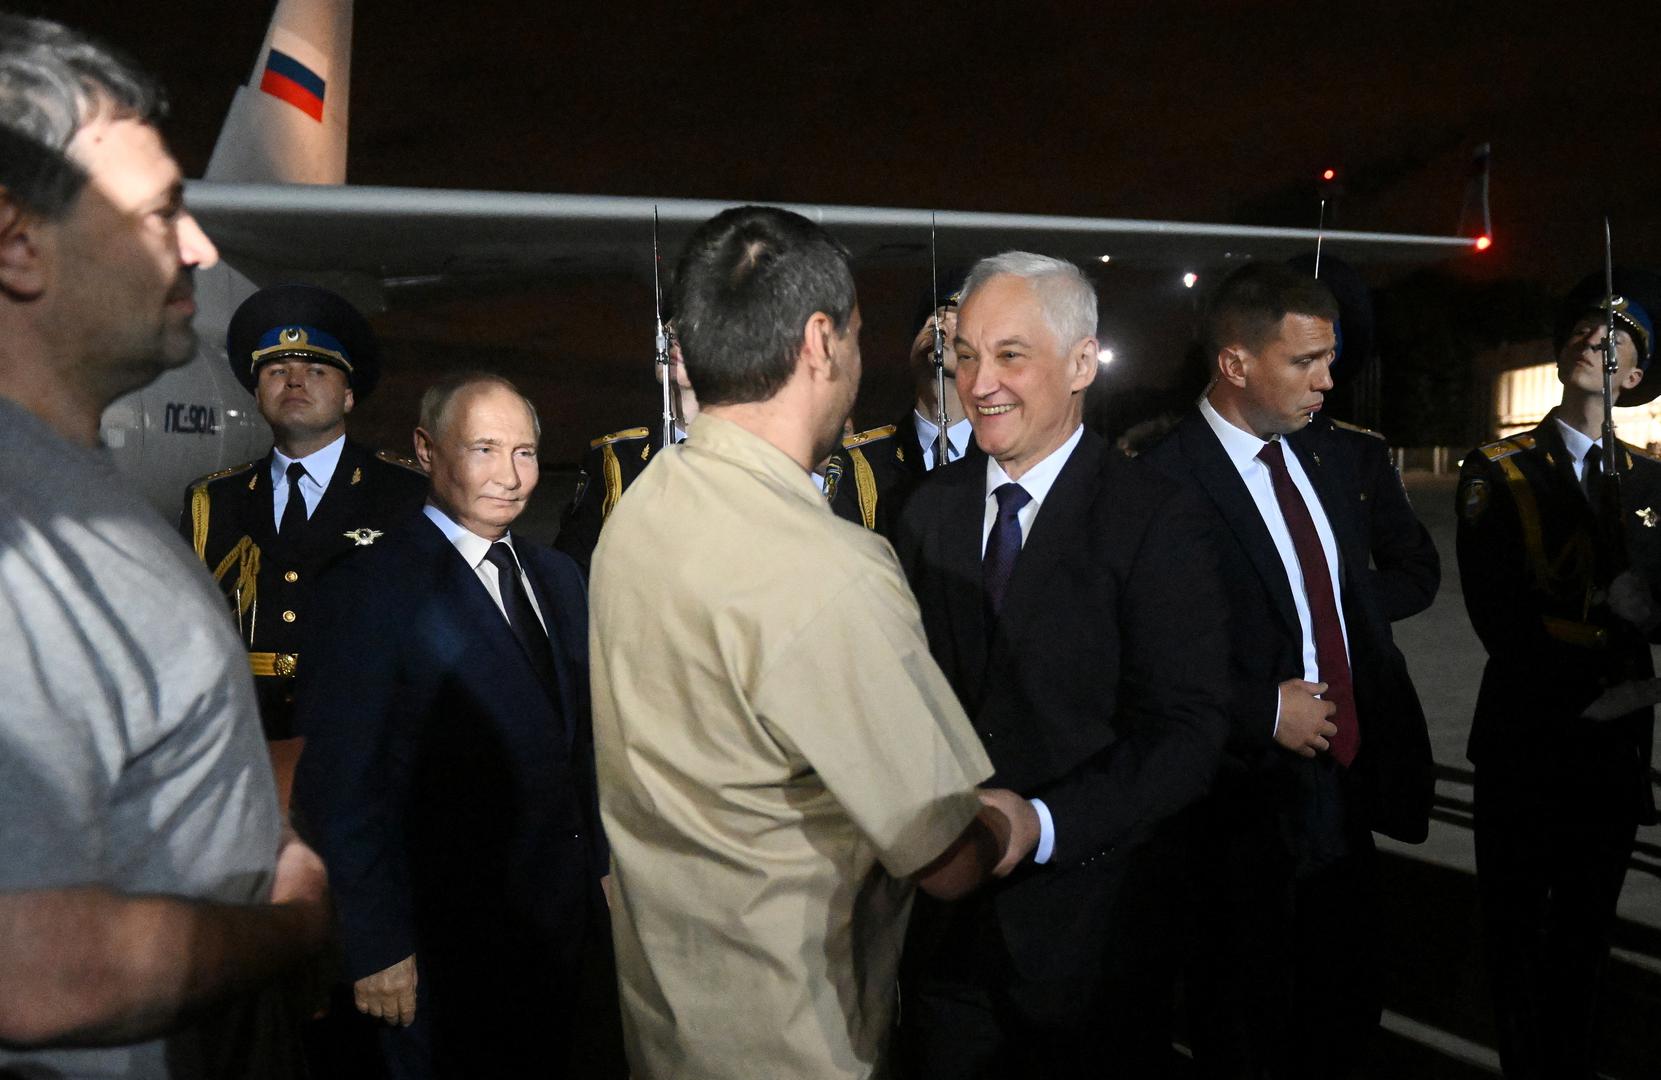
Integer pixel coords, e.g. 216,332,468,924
0,15,165,219
418,372,541,443
959,251,1098,351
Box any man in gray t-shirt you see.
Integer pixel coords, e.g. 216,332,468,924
0,16,330,1076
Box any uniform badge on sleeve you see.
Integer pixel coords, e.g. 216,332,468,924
1460,479,1490,524
1638,507,1658,528
344,528,384,546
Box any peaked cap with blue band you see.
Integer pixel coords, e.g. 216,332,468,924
1555,267,1661,407
227,283,381,399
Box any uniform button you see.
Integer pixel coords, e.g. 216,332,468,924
284,570,299,583
282,610,297,623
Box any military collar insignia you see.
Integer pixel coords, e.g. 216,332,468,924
1638,507,1657,528
344,527,383,546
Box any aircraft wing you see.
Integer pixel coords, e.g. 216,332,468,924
185,181,1479,287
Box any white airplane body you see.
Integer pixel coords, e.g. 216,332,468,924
102,0,1480,513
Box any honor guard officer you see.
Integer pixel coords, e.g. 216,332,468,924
1456,269,1661,1080
895,279,972,475
182,283,428,759
556,331,903,571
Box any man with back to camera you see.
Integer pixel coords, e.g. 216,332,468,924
891,251,1231,1077
0,15,329,1077
1141,261,1434,1078
1456,270,1661,1079
182,282,428,804
589,205,1034,1080
293,372,613,1079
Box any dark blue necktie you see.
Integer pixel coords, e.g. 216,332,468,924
984,482,1032,617
483,541,557,694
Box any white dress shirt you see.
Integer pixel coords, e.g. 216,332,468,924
1554,416,1602,483
980,423,1085,865
1199,397,1349,735
913,409,975,471
270,434,345,529
423,503,548,634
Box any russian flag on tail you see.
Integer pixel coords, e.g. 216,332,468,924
260,46,326,122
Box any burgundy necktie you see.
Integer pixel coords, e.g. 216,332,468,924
1258,440,1360,767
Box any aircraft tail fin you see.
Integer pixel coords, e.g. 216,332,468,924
204,0,352,183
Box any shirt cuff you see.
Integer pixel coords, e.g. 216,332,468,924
1272,686,1282,738
1031,797,1055,864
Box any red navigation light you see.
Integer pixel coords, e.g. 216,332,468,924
1475,235,1493,252
1321,168,1336,182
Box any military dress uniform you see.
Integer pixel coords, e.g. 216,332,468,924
184,443,428,741
555,423,907,573
1457,293,1661,1079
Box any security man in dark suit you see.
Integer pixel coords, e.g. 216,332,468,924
556,334,904,570
1141,262,1434,1079
893,251,1229,1077
1455,269,1661,1080
181,284,427,773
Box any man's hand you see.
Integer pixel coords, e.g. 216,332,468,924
354,954,417,1027
1608,570,1661,631
1274,679,1338,758
976,788,1040,877
270,831,329,950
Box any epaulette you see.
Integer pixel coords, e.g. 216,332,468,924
375,449,425,474
188,459,258,491
1479,434,1535,462
842,424,896,450
589,426,650,450
1625,442,1661,465
1330,418,1386,441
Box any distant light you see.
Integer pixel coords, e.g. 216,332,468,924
1322,168,1337,182
1099,347,1115,366
1475,234,1493,252
1098,254,1112,264
1182,272,1198,289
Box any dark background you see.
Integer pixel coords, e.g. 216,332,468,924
40,0,1661,457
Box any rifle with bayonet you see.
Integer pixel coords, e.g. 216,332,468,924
929,213,953,468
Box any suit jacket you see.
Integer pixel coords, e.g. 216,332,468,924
894,429,1229,981
292,515,604,1062
1291,416,1440,622
1142,409,1434,851
181,440,428,738
1455,411,1659,823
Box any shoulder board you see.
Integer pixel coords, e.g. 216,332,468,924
188,459,258,491
1624,441,1661,465
1330,418,1386,441
589,426,651,450
1479,434,1536,461
842,424,897,449
375,449,425,474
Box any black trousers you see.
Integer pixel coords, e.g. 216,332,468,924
1183,812,1382,1080
1474,764,1638,1080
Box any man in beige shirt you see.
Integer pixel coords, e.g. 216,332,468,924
590,206,1032,1079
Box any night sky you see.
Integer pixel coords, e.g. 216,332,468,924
36,0,1661,459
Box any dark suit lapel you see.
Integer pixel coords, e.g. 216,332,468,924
521,551,577,750
994,431,1103,651
241,451,275,545
303,441,366,553
1287,432,1366,584
1179,412,1301,636
939,457,990,707
418,516,562,711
